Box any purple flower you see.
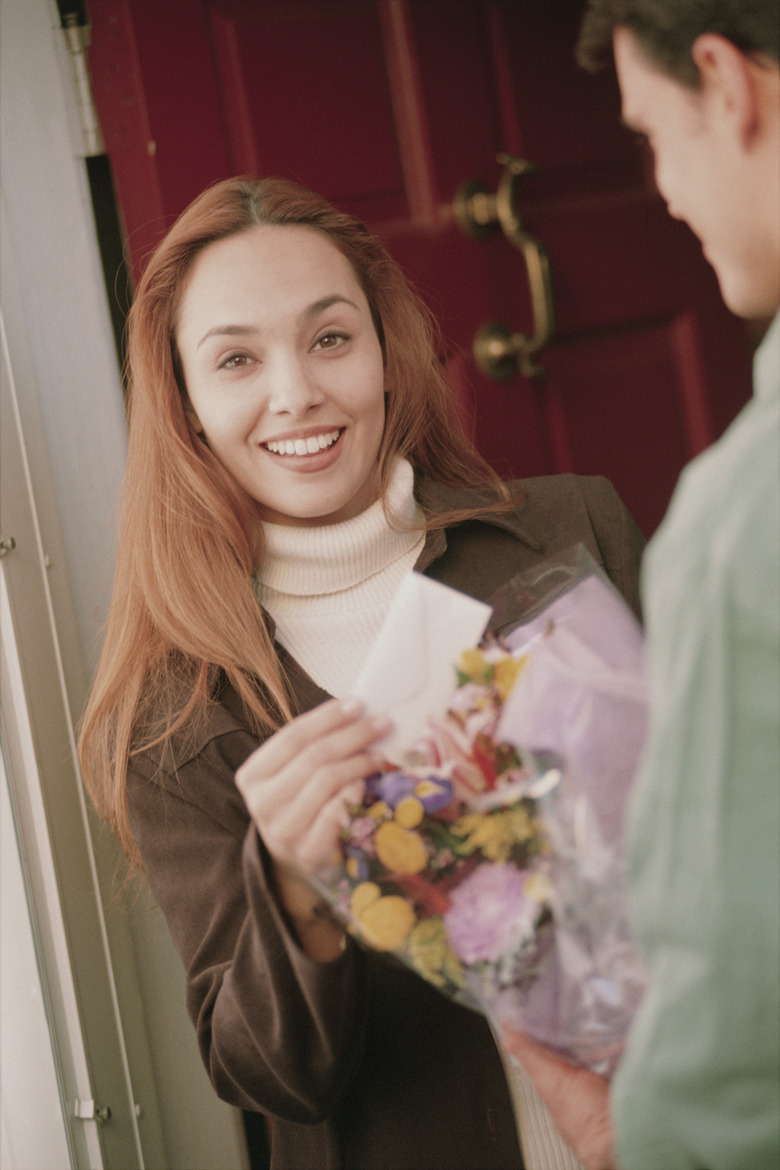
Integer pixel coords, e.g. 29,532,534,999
369,771,418,808
366,770,454,812
444,863,540,964
364,772,387,800
345,848,370,882
414,776,453,812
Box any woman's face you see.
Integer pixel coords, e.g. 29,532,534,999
176,224,386,526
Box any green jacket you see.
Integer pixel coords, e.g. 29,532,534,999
613,314,780,1170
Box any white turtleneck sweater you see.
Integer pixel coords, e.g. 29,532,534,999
253,459,425,697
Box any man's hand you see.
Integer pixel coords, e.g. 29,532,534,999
502,1029,617,1170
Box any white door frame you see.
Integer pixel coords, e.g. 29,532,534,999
0,2,250,1166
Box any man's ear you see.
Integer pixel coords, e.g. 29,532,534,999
691,33,760,147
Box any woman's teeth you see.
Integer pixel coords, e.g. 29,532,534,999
265,429,341,456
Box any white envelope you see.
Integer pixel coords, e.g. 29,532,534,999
351,572,492,760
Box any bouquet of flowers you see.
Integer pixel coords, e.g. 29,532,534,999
315,546,647,1075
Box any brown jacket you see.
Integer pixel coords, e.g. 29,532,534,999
127,474,645,1170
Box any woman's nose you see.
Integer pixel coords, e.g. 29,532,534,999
265,350,325,416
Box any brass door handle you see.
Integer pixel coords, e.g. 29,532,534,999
453,153,555,378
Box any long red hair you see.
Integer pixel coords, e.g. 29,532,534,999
78,176,510,865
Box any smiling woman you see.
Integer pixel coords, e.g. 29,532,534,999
177,225,387,526
77,175,646,1170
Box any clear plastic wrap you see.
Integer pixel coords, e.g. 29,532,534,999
314,546,647,1074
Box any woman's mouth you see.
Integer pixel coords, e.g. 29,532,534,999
263,428,342,456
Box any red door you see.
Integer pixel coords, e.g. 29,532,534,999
86,0,753,535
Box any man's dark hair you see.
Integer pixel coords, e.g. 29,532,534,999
577,0,779,86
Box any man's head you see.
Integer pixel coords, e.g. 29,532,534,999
577,1,779,86
578,1,780,319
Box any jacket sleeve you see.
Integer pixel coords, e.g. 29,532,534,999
126,729,369,1122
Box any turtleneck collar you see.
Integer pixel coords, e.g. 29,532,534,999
255,458,424,597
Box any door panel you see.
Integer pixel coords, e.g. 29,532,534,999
87,0,753,535
208,1,409,217
542,324,698,533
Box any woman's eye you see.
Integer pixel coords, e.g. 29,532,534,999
315,331,349,351
219,352,251,370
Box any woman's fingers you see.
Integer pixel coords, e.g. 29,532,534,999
242,697,373,775
237,699,388,793
235,698,392,875
291,782,367,873
255,749,378,865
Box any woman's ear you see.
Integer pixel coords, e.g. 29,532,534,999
185,403,205,435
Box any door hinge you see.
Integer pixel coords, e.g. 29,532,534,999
61,14,105,157
73,1099,112,1124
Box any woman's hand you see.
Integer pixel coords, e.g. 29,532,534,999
502,1030,617,1170
235,697,391,959
236,697,390,874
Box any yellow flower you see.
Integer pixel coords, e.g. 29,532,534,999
395,796,425,828
452,806,538,863
494,653,528,701
375,820,428,874
458,647,492,683
406,918,465,990
346,856,363,880
358,895,416,951
350,881,382,918
415,778,445,801
367,800,392,820
523,871,553,902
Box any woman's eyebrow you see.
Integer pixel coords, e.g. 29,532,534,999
197,323,257,349
196,296,360,349
303,294,359,320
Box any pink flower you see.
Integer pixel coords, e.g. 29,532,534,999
447,682,500,740
409,721,490,797
348,817,378,855
443,863,540,964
